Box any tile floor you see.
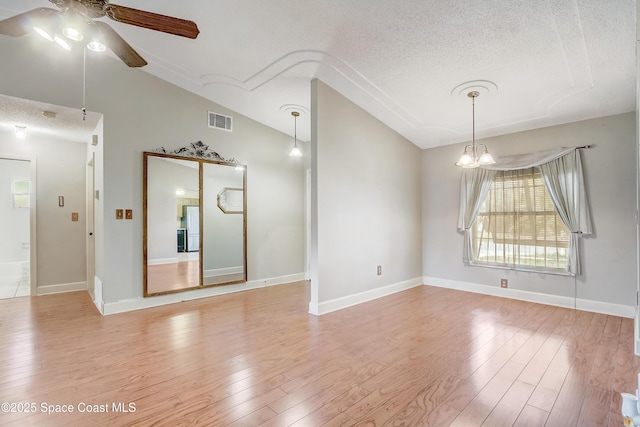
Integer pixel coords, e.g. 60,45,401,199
0,276,30,299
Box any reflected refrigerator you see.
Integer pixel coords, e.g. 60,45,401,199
183,205,200,252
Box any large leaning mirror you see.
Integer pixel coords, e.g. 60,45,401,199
143,142,247,296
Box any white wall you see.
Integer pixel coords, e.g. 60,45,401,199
422,112,637,316
0,158,30,263
0,130,87,291
310,80,423,314
0,35,306,311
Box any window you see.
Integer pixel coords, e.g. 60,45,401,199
11,179,30,209
471,167,570,273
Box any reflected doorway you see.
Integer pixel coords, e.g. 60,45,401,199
0,157,31,299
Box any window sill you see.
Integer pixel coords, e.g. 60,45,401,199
468,261,575,277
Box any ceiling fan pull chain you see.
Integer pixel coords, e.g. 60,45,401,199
82,46,86,121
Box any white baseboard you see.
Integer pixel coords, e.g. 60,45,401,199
148,257,178,266
204,266,244,277
310,277,423,316
36,281,87,296
423,276,636,318
102,273,306,315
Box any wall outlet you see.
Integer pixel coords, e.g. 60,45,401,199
116,209,123,220
71,212,79,222
501,278,508,288
377,265,382,276
125,209,133,220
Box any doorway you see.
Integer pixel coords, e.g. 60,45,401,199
0,157,33,299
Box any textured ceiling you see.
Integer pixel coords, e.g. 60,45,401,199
0,93,101,143
0,0,635,149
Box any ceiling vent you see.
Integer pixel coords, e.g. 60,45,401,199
208,111,233,132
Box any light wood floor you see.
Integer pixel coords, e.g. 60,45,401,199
0,282,638,426
147,260,200,293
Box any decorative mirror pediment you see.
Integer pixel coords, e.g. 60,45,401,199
143,143,247,296
154,141,241,163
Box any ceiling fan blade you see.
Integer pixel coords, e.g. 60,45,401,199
94,21,147,67
0,8,59,37
104,4,199,39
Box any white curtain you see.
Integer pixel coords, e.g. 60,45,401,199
538,150,593,274
458,146,592,275
483,147,575,170
457,168,497,262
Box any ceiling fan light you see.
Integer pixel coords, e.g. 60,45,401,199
87,40,106,52
53,35,71,51
62,26,83,41
33,26,54,41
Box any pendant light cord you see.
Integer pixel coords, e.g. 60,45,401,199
471,94,475,155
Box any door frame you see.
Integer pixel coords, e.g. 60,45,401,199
87,152,95,300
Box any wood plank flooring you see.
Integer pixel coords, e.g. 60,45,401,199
0,282,638,426
147,260,200,293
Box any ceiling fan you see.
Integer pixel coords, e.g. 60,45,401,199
0,0,200,67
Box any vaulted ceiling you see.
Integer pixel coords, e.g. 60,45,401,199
0,0,635,148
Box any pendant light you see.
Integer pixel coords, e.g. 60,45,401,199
456,91,495,168
289,111,302,157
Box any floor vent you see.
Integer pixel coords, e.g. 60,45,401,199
208,111,233,132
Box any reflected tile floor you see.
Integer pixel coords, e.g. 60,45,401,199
0,277,30,299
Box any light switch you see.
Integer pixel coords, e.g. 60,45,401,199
125,209,133,220
71,212,79,222
116,209,123,220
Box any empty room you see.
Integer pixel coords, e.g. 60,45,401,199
0,1,638,425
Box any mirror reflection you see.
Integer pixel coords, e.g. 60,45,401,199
203,163,245,285
144,151,247,296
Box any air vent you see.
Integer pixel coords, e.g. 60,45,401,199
208,111,233,132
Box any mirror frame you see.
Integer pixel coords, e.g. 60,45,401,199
143,144,247,297
217,187,244,214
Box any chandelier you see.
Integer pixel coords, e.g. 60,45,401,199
455,91,495,168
